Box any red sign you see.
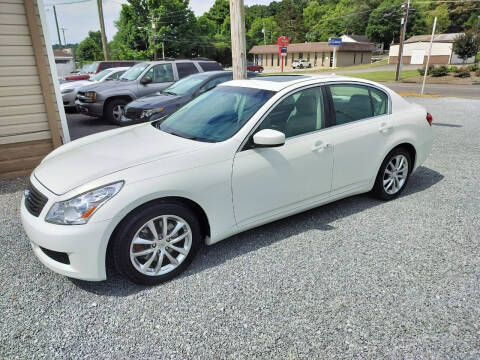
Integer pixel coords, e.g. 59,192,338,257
277,36,289,47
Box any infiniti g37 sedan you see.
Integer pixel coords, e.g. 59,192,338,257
21,75,433,285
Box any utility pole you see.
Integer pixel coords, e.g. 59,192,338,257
60,27,67,46
395,0,410,81
229,0,247,80
162,42,165,60
96,0,109,60
262,22,266,45
421,17,436,95
152,18,157,60
53,5,62,49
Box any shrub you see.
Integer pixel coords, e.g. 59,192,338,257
476,69,480,77
468,64,479,72
431,65,448,77
455,69,471,78
418,64,434,76
447,65,457,73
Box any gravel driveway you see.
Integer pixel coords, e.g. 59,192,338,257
1,97,479,359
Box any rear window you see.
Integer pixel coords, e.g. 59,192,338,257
176,62,199,79
199,61,222,71
99,62,115,71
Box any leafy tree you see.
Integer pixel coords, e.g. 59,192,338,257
76,32,103,62
274,0,305,42
248,16,278,46
424,3,450,33
452,32,479,63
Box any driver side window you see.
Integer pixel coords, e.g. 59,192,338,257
143,64,174,83
257,86,324,138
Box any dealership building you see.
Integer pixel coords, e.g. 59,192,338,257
249,40,375,69
388,33,475,65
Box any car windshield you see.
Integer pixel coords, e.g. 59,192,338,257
161,74,210,96
87,62,98,73
120,63,149,81
153,86,274,143
89,69,112,82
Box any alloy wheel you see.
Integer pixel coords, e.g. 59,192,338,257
129,215,192,276
383,154,409,195
112,105,125,122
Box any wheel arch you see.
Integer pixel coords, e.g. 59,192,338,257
391,142,416,173
105,196,211,270
103,95,134,115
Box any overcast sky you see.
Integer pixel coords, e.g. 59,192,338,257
44,0,272,45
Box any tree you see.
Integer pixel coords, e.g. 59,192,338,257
452,32,479,63
425,3,450,33
248,16,278,46
76,32,103,62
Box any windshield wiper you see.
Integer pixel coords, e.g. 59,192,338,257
162,91,177,96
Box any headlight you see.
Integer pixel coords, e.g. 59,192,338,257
61,88,74,94
85,91,97,102
141,108,164,119
45,181,123,225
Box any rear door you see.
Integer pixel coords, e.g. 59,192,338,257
137,63,175,97
325,83,394,194
175,62,200,79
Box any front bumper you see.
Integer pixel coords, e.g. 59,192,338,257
62,92,76,108
20,179,112,281
75,99,104,117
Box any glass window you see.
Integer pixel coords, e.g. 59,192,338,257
200,75,232,93
199,61,222,71
99,62,114,70
329,84,373,124
370,87,388,116
299,52,303,59
144,63,174,83
321,52,325,66
162,73,212,96
176,62,199,79
155,86,274,143
120,63,149,81
277,55,279,66
257,87,324,138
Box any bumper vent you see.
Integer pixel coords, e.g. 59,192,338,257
40,247,70,265
25,181,48,217
125,106,143,120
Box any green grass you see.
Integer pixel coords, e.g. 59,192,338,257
342,70,419,82
263,59,389,75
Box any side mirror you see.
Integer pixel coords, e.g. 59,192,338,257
140,76,152,85
253,129,285,148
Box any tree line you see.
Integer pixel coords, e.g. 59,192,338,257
75,0,480,66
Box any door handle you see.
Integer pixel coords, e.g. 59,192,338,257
312,143,331,152
379,123,393,133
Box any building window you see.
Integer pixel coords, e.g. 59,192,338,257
307,53,310,62
299,52,303,59
277,54,279,66
292,53,294,64
361,53,364,63
322,52,325,66
285,53,288,66
314,52,318,66
354,53,356,64
271,54,273,66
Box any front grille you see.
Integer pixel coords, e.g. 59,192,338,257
40,247,70,265
125,106,143,120
25,181,48,217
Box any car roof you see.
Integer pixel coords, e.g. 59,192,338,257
143,59,218,65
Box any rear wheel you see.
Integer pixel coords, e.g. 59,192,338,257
113,202,201,285
105,98,128,125
372,148,411,200
258,68,263,73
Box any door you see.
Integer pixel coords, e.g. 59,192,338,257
232,86,334,226
137,63,175,97
410,49,425,65
326,83,393,193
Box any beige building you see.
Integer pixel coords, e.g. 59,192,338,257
249,41,375,69
0,0,69,179
389,33,475,65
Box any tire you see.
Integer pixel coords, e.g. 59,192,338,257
372,147,412,201
258,68,263,73
105,98,128,125
112,201,202,285
299,64,304,69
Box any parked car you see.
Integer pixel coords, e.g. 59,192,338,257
64,61,138,81
75,59,223,124
60,67,130,110
21,75,433,285
247,62,263,73
292,59,312,69
121,70,258,125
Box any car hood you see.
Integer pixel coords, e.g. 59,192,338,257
127,93,189,110
34,124,210,195
78,79,127,92
60,80,90,91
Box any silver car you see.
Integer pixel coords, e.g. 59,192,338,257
60,67,129,110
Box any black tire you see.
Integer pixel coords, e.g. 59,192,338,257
112,201,202,285
105,98,128,125
372,147,412,201
299,64,304,69
258,68,263,73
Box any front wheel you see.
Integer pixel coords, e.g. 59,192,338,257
105,98,128,125
112,202,201,285
372,148,411,200
258,68,263,73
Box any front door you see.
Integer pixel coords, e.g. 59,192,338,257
137,63,175,98
410,49,425,65
232,86,334,227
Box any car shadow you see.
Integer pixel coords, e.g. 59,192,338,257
71,166,444,296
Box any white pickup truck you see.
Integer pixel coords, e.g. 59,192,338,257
292,59,312,69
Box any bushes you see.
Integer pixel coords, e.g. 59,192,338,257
431,65,448,77
418,64,434,76
468,64,479,72
447,65,457,73
476,69,480,77
455,68,471,78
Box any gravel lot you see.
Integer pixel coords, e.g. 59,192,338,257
1,97,479,359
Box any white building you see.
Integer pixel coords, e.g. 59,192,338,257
388,33,475,65
54,48,75,78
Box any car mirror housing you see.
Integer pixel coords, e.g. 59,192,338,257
140,76,152,85
253,129,285,148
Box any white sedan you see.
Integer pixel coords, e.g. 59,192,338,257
21,75,433,285
60,67,130,109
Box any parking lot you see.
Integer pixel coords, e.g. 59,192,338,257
1,96,479,358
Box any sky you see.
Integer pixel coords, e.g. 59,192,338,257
44,0,272,46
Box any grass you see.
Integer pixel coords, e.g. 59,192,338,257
343,70,419,82
396,91,442,98
263,59,389,75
